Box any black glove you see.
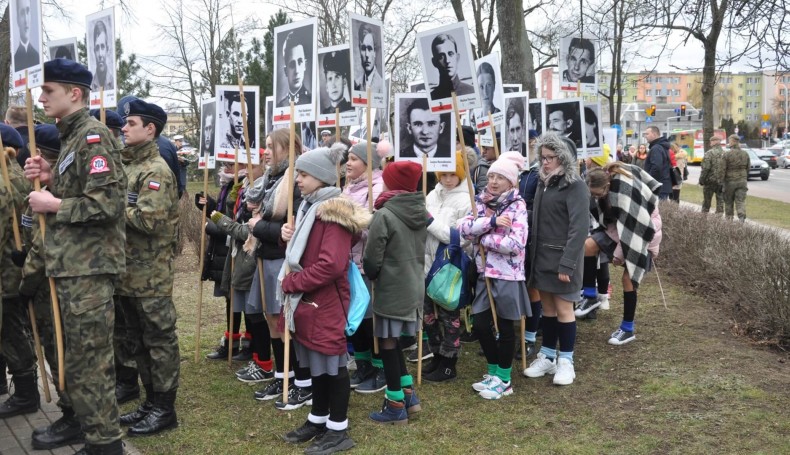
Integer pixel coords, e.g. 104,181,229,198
194,192,217,215
11,248,27,267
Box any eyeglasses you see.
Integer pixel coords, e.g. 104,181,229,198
541,155,558,162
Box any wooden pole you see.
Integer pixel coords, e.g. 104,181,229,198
488,111,500,159
194,147,210,362
99,87,106,124
520,317,527,371
227,151,238,367
416,154,429,385
1,139,51,402
282,101,296,404
365,88,379,355
335,107,341,188
452,93,499,338
25,80,65,391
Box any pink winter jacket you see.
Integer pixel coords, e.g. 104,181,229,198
457,190,528,281
343,170,384,272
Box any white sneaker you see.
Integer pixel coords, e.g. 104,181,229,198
472,374,495,392
523,353,557,378
478,376,513,400
553,358,576,386
599,294,610,310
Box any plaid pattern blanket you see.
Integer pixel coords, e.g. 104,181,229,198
609,165,661,284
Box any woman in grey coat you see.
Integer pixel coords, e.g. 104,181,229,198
524,132,589,386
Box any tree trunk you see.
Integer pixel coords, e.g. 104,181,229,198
0,6,11,115
701,41,716,149
496,0,536,96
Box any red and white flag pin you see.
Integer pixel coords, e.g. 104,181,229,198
86,134,101,144
148,181,161,191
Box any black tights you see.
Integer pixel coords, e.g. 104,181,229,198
310,369,350,423
379,338,408,393
473,310,516,369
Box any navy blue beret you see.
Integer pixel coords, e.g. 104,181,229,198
34,124,61,155
116,96,138,119
0,123,25,149
123,99,167,127
90,109,124,130
44,59,92,89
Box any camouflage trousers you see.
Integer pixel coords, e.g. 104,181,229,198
113,297,138,382
701,184,724,214
57,275,121,445
0,296,36,375
116,295,180,393
723,181,748,221
31,286,73,408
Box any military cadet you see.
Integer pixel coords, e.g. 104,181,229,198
24,59,126,455
114,99,181,437
722,134,750,222
90,109,125,144
0,123,38,420
699,135,725,213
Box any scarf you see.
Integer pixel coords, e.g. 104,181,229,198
374,190,408,210
478,189,510,212
539,166,566,186
261,159,290,221
277,186,342,331
607,165,661,285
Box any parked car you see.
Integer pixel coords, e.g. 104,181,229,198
778,152,790,169
756,148,779,169
745,148,770,180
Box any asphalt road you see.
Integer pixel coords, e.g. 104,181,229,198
685,164,790,203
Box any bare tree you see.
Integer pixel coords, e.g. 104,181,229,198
276,0,349,46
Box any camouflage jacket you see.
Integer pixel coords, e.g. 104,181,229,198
699,145,725,186
723,145,750,183
19,201,46,297
116,140,179,297
0,165,13,297
45,108,127,278
1,157,32,297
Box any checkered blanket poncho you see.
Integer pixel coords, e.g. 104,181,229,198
608,165,661,285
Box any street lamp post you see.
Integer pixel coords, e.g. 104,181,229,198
780,83,789,140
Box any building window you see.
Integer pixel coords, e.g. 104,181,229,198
738,83,743,88
738,95,743,101
687,82,691,89
645,89,652,96
755,90,760,97
632,95,637,101
631,80,637,88
738,108,743,113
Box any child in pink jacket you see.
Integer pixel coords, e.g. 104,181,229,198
457,152,530,400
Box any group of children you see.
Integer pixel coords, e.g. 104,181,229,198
196,129,664,454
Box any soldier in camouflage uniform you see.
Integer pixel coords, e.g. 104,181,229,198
0,129,20,395
722,134,750,222
24,59,126,455
699,135,725,213
0,124,39,419
114,99,181,437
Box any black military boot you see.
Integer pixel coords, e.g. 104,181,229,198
127,389,178,436
422,355,457,383
0,355,8,395
0,371,40,418
115,365,140,404
31,407,85,449
73,439,124,455
120,383,154,426
205,334,239,360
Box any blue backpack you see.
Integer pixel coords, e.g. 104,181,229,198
425,228,474,311
345,262,370,336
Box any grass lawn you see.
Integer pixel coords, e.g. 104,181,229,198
125,240,790,455
679,183,790,230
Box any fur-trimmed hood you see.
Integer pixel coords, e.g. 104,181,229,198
317,196,372,235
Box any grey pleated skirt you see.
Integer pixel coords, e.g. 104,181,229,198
293,340,349,376
363,276,373,319
374,315,418,338
231,289,248,313
248,258,284,315
471,276,531,320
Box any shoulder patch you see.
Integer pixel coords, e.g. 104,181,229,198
148,181,161,191
89,156,111,174
87,134,101,144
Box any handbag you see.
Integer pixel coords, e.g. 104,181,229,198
683,165,689,181
670,166,682,185
345,261,370,336
425,228,474,311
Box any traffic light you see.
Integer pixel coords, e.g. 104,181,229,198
761,128,769,140
680,105,686,117
650,104,657,117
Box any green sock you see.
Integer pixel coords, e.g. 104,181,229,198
487,363,498,376
385,388,405,402
496,366,512,383
354,350,372,362
422,331,428,341
372,357,383,368
400,375,413,388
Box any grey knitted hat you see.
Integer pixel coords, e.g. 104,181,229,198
349,140,382,170
295,142,347,185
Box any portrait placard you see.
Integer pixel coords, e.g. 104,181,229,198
198,97,217,170
408,80,426,93
47,37,77,62
503,84,522,94
349,13,386,109
87,8,117,107
317,44,357,128
214,85,260,165
546,98,586,152
273,18,318,123
582,101,603,158
503,92,529,157
394,93,454,172
10,0,44,91
473,53,505,147
559,36,598,94
528,98,547,137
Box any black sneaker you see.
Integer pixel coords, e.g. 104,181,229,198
283,420,326,444
237,363,274,383
349,360,375,389
459,331,478,344
304,429,355,454
275,385,313,411
355,369,386,394
406,345,433,363
574,297,602,318
254,378,284,401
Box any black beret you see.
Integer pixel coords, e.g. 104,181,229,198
0,123,25,149
90,109,124,130
461,125,476,146
322,52,348,79
34,124,61,155
116,96,139,119
44,59,92,89
123,99,167,127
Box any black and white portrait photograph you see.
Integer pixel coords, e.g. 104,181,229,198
317,45,357,128
87,8,117,107
265,96,274,136
583,102,603,157
302,121,318,150
528,98,546,137
214,85,260,165
503,84,522,94
408,81,425,93
394,93,454,172
382,75,391,135
546,98,585,150
48,37,77,61
559,36,598,94
198,97,216,170
10,0,43,90
349,13,386,109
273,18,318,123
349,107,382,143
504,92,529,157
473,52,504,146
416,21,480,113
